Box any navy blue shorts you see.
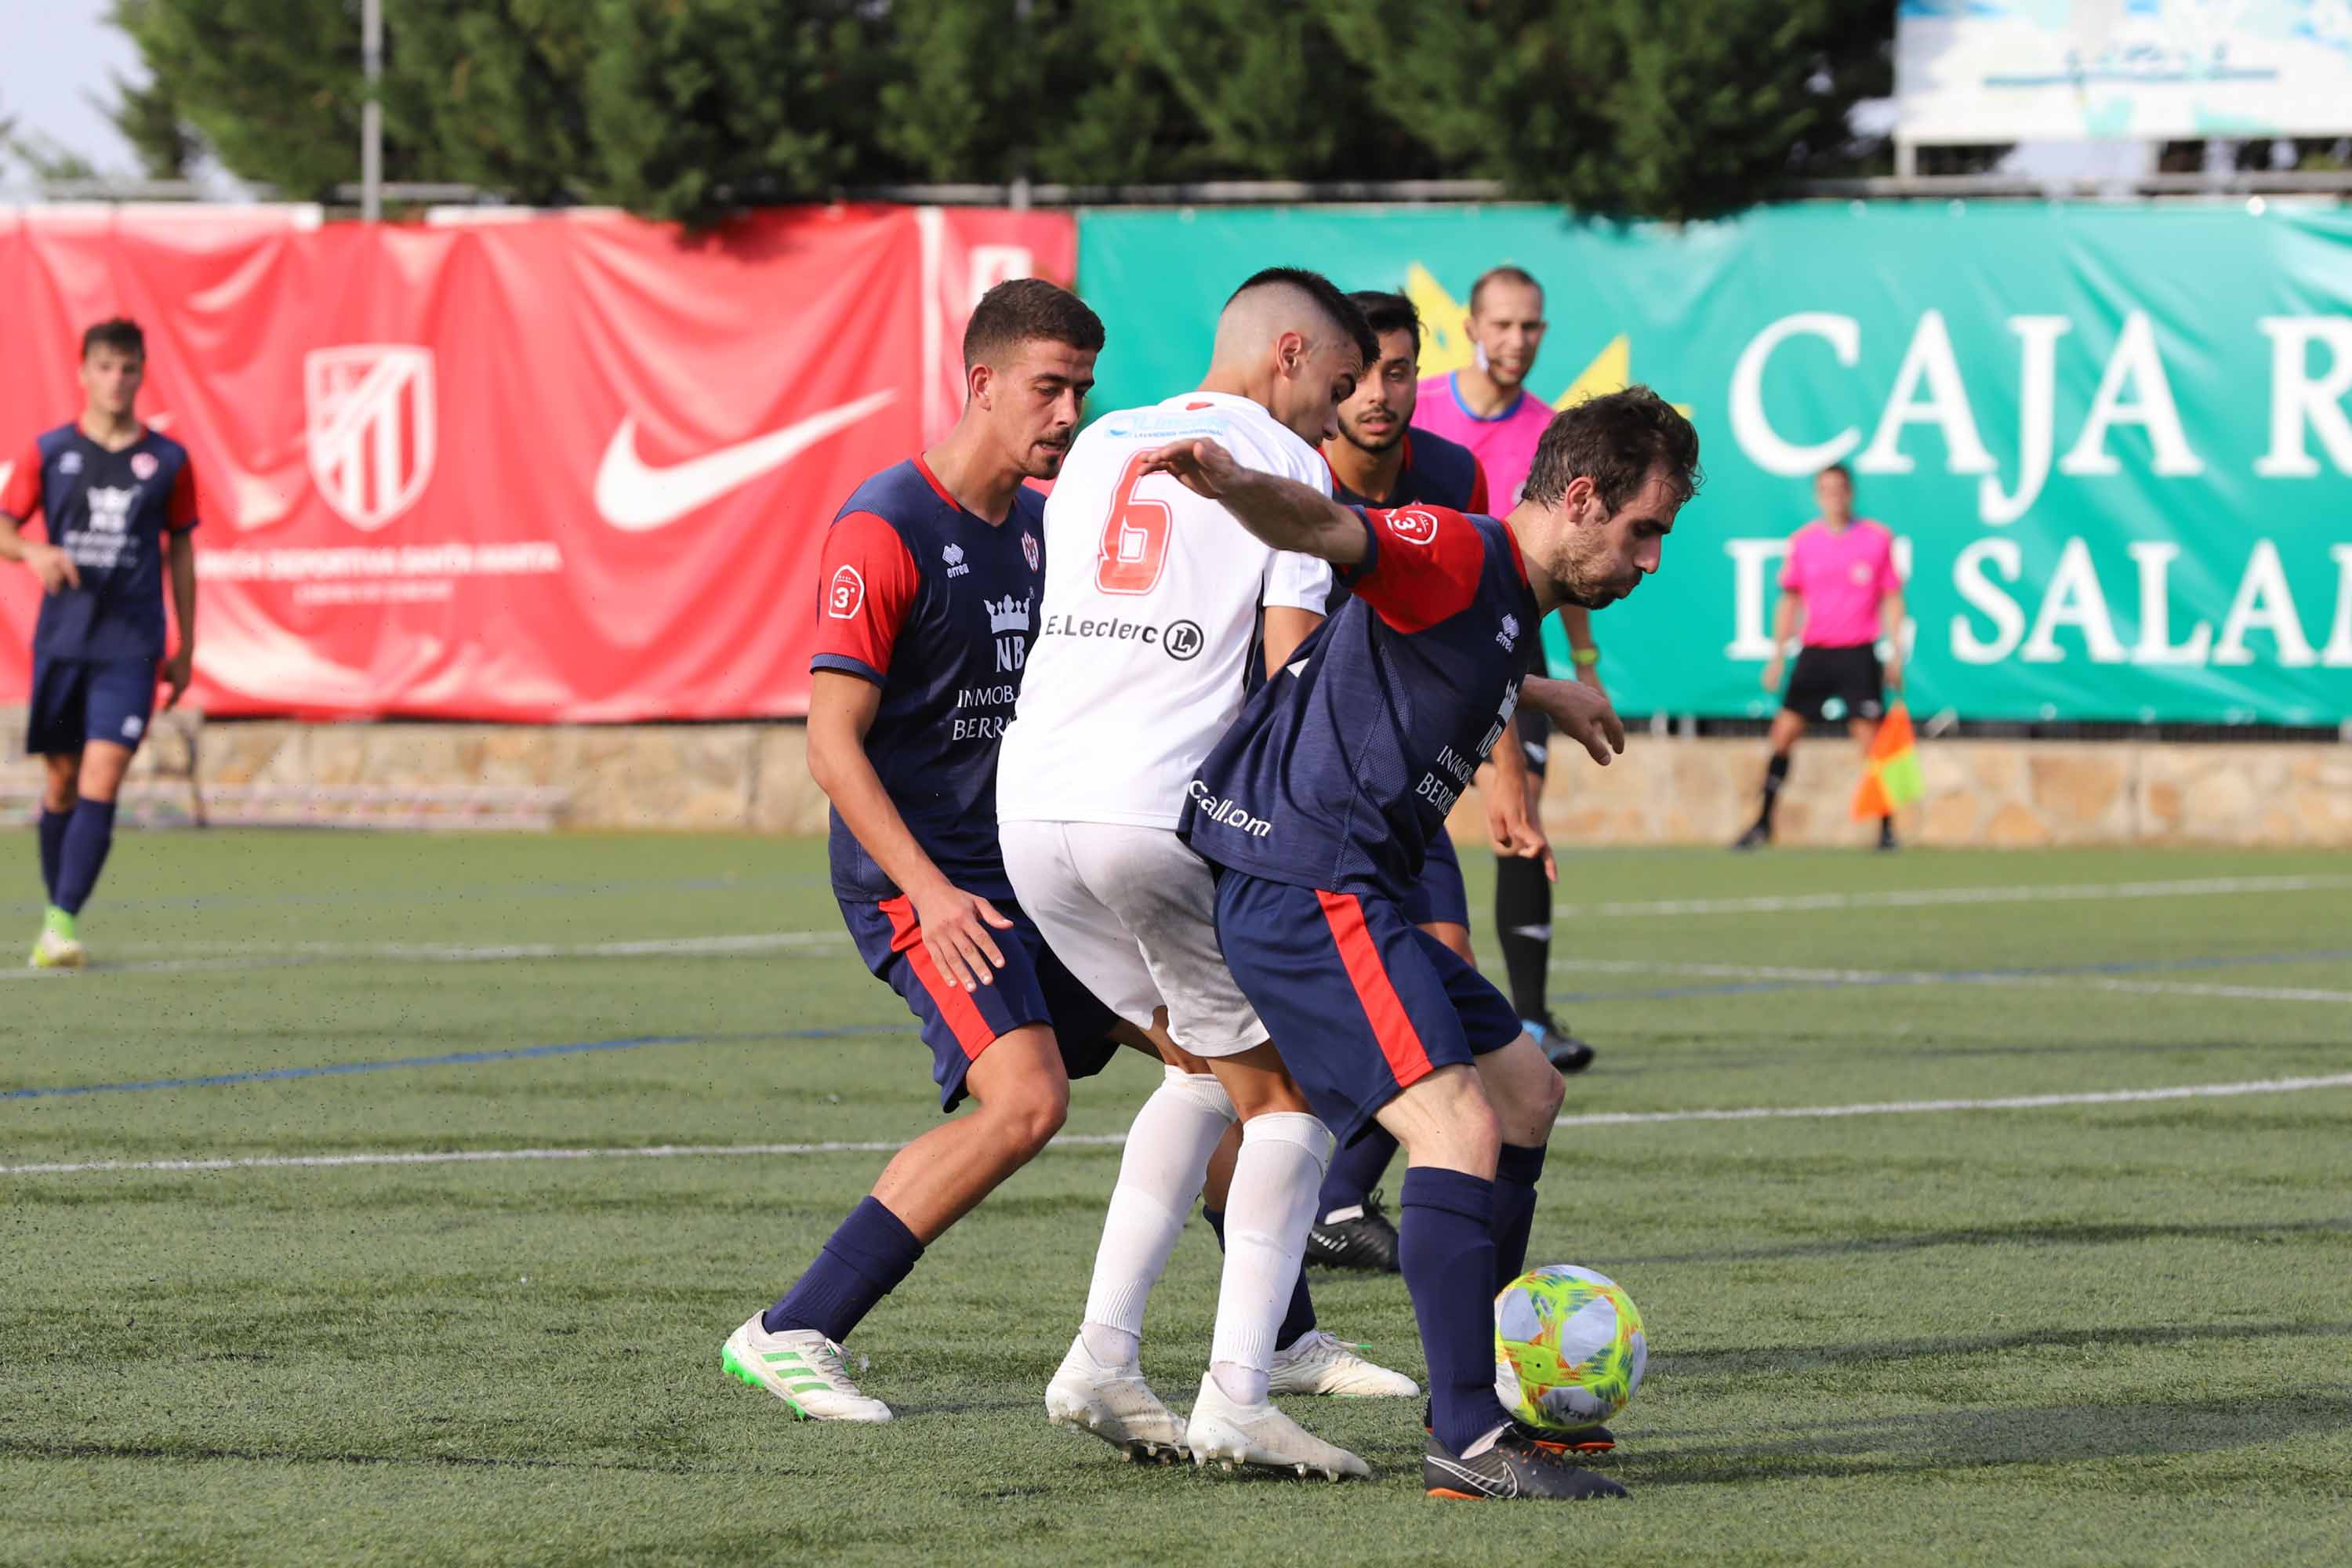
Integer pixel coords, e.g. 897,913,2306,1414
26,655,157,757
839,892,1122,1111
1214,870,1522,1147
1402,832,1470,930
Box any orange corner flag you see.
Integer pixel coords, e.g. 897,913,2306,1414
1853,702,1925,821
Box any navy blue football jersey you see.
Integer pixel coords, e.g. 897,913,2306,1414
1184,504,1540,899
810,458,1047,903
1326,428,1488,514
2,423,198,661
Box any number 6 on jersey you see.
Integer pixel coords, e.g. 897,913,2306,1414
1095,451,1173,595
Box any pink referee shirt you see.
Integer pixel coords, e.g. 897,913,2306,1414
1781,517,1899,648
1411,372,1553,509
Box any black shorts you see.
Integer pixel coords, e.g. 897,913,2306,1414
1781,644,1884,724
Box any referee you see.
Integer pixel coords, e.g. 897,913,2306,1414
1736,463,1905,851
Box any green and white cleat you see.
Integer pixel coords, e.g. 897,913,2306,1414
721,1315,891,1422
28,909,85,970
1268,1330,1420,1399
1044,1334,1188,1461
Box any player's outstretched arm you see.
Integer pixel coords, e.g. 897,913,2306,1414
1138,438,1368,566
806,670,1011,992
1521,675,1626,768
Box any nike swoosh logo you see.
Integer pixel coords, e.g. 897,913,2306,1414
593,390,898,532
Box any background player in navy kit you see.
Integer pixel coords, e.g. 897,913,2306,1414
1301,289,1546,1274
721,280,1129,1423
1152,387,1700,1501
0,318,198,970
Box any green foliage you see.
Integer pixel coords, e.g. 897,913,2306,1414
101,0,1894,222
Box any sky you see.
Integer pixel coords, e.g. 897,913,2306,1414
0,0,145,179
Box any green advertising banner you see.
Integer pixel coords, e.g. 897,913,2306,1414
1076,203,2352,725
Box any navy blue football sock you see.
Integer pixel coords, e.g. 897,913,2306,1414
1492,1142,1549,1290
1399,1166,1512,1454
1316,1126,1399,1221
1204,1204,1317,1350
38,808,71,903
53,799,117,916
763,1196,924,1342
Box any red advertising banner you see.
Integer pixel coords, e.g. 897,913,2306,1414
0,203,1076,720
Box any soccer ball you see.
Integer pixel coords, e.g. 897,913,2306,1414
1493,1264,1647,1432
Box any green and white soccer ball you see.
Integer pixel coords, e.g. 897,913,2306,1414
1493,1264,1647,1432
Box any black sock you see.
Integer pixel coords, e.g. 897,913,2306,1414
1878,814,1896,845
38,808,71,903
1494,853,1553,1022
1759,752,1791,828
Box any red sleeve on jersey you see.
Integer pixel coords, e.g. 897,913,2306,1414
0,441,41,521
1465,459,1490,517
811,510,921,682
167,458,199,531
1346,505,1487,634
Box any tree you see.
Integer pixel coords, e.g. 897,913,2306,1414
106,0,438,199
103,3,201,178
1316,0,1894,220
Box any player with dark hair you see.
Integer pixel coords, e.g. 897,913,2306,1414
1,318,198,968
1003,267,1409,1479
1301,289,1545,1274
1155,385,1701,1501
1413,266,1599,1074
720,278,1133,1423
1735,461,1906,851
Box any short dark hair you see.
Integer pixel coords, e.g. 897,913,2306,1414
1348,290,1421,358
1468,265,1543,317
1523,386,1703,514
82,318,145,361
1817,461,1853,485
1226,267,1378,366
962,278,1104,371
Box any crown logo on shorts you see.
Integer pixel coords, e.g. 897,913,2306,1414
985,592,1033,634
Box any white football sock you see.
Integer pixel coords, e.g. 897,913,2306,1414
1079,1067,1234,1363
1207,1111,1333,1408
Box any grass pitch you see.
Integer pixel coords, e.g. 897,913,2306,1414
4,832,2349,1566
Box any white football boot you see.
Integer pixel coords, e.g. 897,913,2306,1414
1044,1334,1188,1461
720,1315,891,1422
1267,1330,1420,1399
1184,1370,1370,1480
27,927,85,970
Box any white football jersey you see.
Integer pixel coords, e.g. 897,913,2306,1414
997,392,1334,829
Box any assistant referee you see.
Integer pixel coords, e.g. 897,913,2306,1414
1736,462,1905,851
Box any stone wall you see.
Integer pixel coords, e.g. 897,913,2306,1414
4,711,2346,845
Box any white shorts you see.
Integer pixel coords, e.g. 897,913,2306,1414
999,819,1270,1058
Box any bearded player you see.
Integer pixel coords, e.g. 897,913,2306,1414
1301,289,1546,1275
720,280,1137,1422
1000,268,1413,1480
1,318,198,969
1413,266,1599,1073
1158,386,1701,1500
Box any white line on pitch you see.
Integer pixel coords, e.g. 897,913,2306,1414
1566,873,2352,920
1549,956,2352,1004
1549,1072,2352,1126
0,931,852,980
9,1073,2348,1179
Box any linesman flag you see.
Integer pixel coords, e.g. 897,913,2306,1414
1852,703,1925,820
